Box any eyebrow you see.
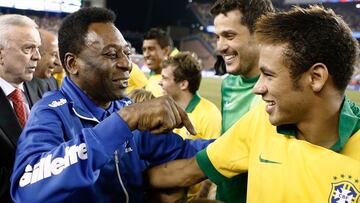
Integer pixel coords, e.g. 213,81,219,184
260,66,276,75
218,30,237,35
102,44,124,51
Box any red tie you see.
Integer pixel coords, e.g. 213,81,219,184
9,88,28,127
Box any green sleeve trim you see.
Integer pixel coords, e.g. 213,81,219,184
196,149,229,184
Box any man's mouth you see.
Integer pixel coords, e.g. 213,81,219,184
112,78,129,88
223,54,236,65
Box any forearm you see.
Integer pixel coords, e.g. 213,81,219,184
146,156,206,188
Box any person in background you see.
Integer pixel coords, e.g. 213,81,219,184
160,52,221,141
0,14,41,203
146,6,360,203
160,52,222,200
28,28,60,98
207,0,275,201
143,27,179,97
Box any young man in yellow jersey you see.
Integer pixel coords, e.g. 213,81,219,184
146,6,360,203
142,28,179,97
160,52,221,200
160,52,221,141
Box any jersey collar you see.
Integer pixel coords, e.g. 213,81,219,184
277,97,360,152
185,92,201,113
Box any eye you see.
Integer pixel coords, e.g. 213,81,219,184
105,52,117,59
23,47,33,54
225,34,235,40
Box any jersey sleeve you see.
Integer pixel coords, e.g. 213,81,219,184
135,131,213,166
196,104,265,183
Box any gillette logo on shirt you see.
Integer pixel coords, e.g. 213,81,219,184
19,143,88,187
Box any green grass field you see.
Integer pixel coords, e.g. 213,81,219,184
199,77,360,109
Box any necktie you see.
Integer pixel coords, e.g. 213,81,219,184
9,88,28,127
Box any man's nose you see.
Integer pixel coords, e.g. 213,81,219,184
32,48,41,61
117,57,132,71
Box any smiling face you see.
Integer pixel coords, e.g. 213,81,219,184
73,22,131,107
35,30,61,79
214,9,259,77
0,25,41,85
253,44,313,126
142,39,168,73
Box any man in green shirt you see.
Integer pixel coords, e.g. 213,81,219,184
210,0,274,201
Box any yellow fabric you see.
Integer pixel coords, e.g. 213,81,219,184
205,102,360,202
174,97,221,140
174,97,221,200
125,63,148,94
170,48,179,57
53,72,65,87
145,74,163,97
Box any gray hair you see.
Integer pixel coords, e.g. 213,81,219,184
0,14,38,48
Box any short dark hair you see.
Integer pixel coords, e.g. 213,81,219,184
255,5,359,92
58,7,116,73
143,28,173,48
162,52,202,94
210,0,274,33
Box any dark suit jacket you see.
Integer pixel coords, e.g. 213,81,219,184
0,82,40,203
27,76,58,101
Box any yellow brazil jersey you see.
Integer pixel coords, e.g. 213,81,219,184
125,63,148,94
145,74,163,97
174,93,221,140
197,98,360,203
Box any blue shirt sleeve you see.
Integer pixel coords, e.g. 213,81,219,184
134,130,214,167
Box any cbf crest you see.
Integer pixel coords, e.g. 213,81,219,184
329,179,360,203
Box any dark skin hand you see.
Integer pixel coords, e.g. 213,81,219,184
118,95,196,135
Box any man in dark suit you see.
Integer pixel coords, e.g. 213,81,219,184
0,14,41,202
28,29,60,100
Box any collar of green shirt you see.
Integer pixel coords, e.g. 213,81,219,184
185,92,201,113
277,97,360,152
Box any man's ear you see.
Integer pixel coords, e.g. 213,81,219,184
179,80,189,91
64,53,78,75
163,46,171,57
308,63,328,92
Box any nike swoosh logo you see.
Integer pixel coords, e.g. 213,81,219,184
259,155,281,164
224,101,233,108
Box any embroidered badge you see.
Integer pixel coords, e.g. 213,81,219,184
329,175,360,203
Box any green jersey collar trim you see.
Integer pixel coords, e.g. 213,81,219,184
241,75,260,83
276,97,360,152
185,92,201,113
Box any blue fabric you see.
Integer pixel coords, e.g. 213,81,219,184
11,77,213,203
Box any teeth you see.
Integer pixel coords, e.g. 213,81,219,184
224,55,235,61
267,101,275,106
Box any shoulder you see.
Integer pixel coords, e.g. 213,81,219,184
198,98,220,113
33,90,68,110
